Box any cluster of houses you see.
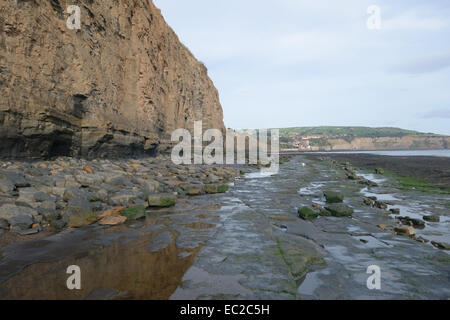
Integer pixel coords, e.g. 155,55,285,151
281,134,329,151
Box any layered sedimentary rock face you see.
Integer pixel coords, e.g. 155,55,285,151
0,0,224,159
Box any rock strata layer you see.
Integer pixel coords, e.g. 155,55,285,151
0,0,224,159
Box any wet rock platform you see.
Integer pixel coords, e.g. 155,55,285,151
0,155,449,299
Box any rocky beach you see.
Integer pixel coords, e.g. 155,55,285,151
1,0,449,302
0,153,449,299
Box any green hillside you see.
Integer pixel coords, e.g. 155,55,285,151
277,126,430,142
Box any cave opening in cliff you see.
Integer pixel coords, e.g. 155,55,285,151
48,133,74,158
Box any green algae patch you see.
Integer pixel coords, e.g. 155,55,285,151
298,207,319,221
205,184,229,194
276,237,326,282
323,191,344,203
147,194,177,207
325,203,354,217
385,171,450,194
120,206,146,220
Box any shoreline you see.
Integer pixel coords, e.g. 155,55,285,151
303,153,450,192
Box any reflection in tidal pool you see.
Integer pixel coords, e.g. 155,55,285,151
0,229,201,300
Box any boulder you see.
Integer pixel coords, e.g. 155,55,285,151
15,225,42,236
397,216,425,229
9,215,34,230
141,179,160,194
120,206,147,220
323,191,344,203
394,226,416,237
0,179,15,193
0,218,10,230
325,203,354,217
34,191,56,203
109,193,139,206
319,208,332,217
0,204,37,220
363,197,375,206
82,166,95,174
67,211,98,228
184,184,205,196
374,201,388,210
298,207,319,221
0,170,30,188
205,184,229,194
51,219,67,230
148,194,177,207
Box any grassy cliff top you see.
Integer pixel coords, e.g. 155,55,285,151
277,126,435,140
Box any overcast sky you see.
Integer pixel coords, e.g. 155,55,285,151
154,0,450,135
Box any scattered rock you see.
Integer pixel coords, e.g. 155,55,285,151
312,203,322,209
51,219,66,230
109,193,139,206
374,201,388,210
148,194,177,207
140,179,160,194
346,172,358,180
0,218,10,230
0,179,15,193
323,191,344,203
39,205,59,222
324,203,354,217
15,225,42,235
9,215,34,230
431,241,450,250
99,215,127,226
205,184,229,194
0,204,37,220
185,185,205,196
98,206,126,219
319,208,332,217
397,216,425,229
67,211,97,228
34,191,55,203
120,206,146,220
129,163,140,170
82,165,95,174
363,197,375,206
298,207,319,221
414,236,429,244
423,215,440,223
389,208,400,214
0,170,30,188
394,226,416,237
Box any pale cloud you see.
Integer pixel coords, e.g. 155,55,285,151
154,0,450,135
383,11,448,31
421,108,450,119
389,51,450,74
